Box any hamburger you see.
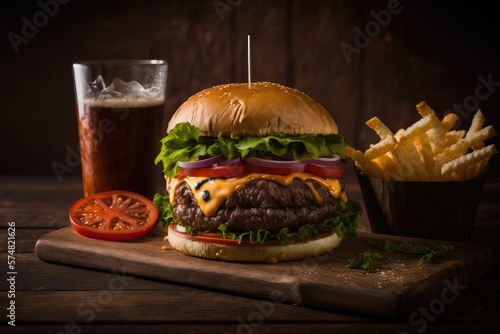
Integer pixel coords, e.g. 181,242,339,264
154,82,361,263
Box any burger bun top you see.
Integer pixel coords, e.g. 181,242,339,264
167,82,338,138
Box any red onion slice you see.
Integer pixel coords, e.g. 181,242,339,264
244,156,305,168
302,155,341,166
217,157,242,166
178,155,227,168
176,224,187,233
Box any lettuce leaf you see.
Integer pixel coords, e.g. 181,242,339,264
153,193,174,228
154,123,224,177
155,122,351,177
235,134,346,160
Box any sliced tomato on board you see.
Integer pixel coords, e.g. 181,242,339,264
304,163,344,178
69,190,158,241
168,224,284,247
180,162,247,178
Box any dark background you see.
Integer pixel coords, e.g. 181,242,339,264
1,0,499,181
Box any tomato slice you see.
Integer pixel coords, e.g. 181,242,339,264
304,163,344,178
181,162,247,178
168,224,255,246
69,190,158,241
168,224,284,247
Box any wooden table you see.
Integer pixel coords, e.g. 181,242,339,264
1,175,499,333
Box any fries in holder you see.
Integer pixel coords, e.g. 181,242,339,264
350,101,497,242
348,101,496,181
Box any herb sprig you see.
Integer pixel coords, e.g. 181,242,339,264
346,240,454,270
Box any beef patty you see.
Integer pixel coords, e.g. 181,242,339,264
172,178,339,232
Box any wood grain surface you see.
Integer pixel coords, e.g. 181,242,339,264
35,226,495,319
2,176,500,332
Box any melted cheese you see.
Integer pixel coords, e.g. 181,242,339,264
167,173,347,217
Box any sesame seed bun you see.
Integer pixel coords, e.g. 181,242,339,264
167,82,338,138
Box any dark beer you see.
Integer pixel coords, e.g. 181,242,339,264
77,98,165,199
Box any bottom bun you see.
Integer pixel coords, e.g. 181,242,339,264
167,224,343,263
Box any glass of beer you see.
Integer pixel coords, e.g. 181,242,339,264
72,60,168,199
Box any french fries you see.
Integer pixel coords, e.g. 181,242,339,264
347,101,497,181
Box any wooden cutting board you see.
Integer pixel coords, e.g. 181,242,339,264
35,225,495,319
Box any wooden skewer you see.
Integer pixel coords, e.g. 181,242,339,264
247,35,251,87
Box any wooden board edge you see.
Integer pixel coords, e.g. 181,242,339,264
34,227,306,308
34,227,399,318
34,227,497,320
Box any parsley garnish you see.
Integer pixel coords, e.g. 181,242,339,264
347,240,454,270
346,250,387,271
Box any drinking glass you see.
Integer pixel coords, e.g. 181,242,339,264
72,60,168,199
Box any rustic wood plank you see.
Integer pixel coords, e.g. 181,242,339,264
290,0,363,149
434,265,500,322
0,319,500,334
0,253,180,291
232,0,288,84
0,228,53,253
0,176,83,228
35,225,495,319
13,290,369,325
153,0,234,121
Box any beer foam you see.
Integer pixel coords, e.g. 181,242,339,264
83,97,165,108
84,77,166,108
